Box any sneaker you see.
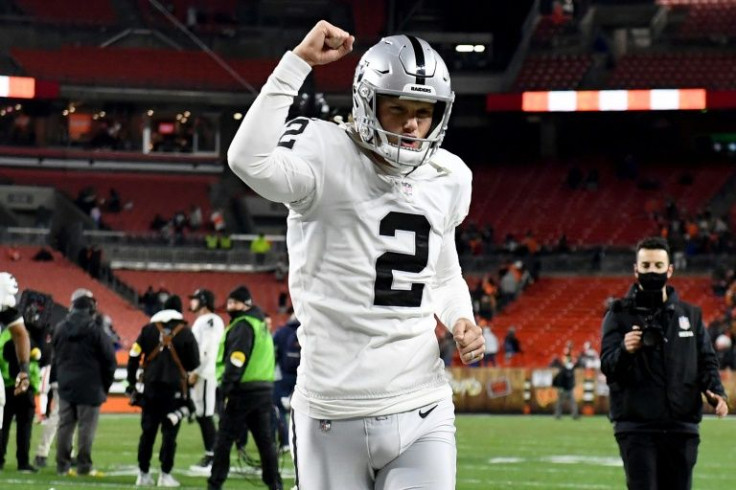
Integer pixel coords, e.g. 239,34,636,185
33,456,47,468
157,472,180,487
17,464,38,473
189,454,213,472
135,471,155,486
79,469,104,477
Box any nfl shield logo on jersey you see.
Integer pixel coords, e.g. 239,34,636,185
678,316,691,330
400,181,414,199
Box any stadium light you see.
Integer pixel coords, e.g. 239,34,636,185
455,44,474,53
233,112,243,120
146,109,154,116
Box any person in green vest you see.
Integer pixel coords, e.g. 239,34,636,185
208,286,282,490
0,327,41,472
250,233,271,265
205,234,219,250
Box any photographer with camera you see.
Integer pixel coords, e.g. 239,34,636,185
601,237,728,490
126,296,199,487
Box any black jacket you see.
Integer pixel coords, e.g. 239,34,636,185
601,285,726,433
53,308,117,406
126,317,199,393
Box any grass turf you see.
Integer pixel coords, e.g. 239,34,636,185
0,414,733,489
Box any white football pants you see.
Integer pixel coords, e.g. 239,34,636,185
290,396,456,490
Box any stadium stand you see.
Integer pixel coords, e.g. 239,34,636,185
608,52,736,90
467,161,734,245
14,0,117,26
676,0,736,41
514,54,593,91
488,275,724,367
0,167,218,232
115,269,289,327
10,47,358,93
530,13,576,49
0,246,147,346
137,0,237,30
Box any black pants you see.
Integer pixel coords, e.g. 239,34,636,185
616,432,700,490
0,388,34,468
272,377,295,448
137,387,182,474
208,389,281,490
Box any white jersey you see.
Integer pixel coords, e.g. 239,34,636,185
229,51,474,419
190,312,225,381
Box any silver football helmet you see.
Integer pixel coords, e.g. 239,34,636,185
352,35,454,168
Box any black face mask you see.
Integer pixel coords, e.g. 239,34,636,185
227,309,246,320
637,271,668,291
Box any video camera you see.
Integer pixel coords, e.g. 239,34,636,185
620,288,666,348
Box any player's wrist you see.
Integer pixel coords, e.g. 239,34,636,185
18,362,29,374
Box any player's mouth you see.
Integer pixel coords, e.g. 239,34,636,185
399,136,420,150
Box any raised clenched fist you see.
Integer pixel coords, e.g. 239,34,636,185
293,20,355,67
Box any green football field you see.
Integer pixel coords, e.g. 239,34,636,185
0,414,733,489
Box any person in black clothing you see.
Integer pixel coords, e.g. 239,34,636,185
0,328,41,473
271,313,300,452
0,273,32,436
53,288,116,476
0,287,46,473
601,237,728,490
550,349,580,420
208,286,282,490
127,296,199,488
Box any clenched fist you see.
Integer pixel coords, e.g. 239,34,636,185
293,20,354,67
453,318,485,365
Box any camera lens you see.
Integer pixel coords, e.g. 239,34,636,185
641,328,663,347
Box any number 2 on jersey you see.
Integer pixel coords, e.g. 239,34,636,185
277,118,309,149
373,212,431,307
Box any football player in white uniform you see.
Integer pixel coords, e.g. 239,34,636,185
0,272,32,430
229,21,484,489
186,288,225,472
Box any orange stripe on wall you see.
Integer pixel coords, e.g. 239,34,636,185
679,89,706,110
8,77,35,99
627,90,650,111
576,91,600,111
522,92,549,112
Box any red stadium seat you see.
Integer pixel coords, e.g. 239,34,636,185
0,246,148,347
467,161,734,246
489,276,724,367
15,0,117,26
0,167,217,233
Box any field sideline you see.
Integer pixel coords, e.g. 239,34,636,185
0,414,733,489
